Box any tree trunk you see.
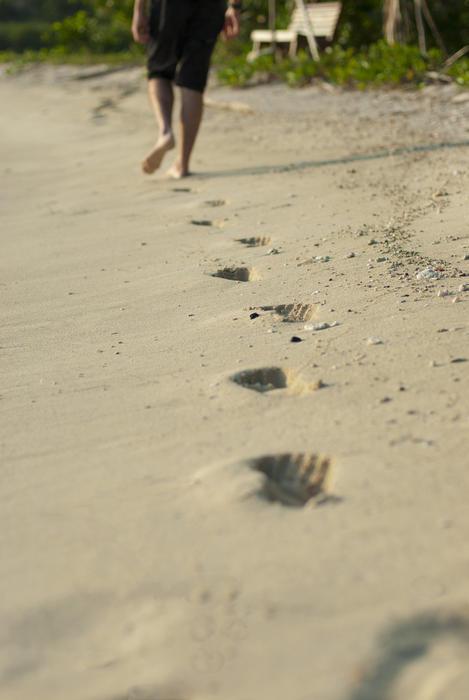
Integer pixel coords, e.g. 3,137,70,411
414,0,426,53
383,0,402,44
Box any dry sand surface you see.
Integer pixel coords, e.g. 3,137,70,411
1,63,469,700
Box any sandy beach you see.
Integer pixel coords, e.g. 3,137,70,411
1,63,469,700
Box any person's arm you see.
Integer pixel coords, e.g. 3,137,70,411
132,0,150,44
222,1,242,41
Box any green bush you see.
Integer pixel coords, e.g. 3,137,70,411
216,41,464,89
0,21,52,51
447,57,469,86
46,0,134,53
47,11,130,52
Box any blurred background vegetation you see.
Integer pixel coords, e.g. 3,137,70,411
0,0,468,86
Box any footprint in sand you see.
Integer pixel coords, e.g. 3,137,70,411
258,303,318,322
211,266,260,282
235,236,272,247
191,219,214,226
192,219,228,228
204,199,228,207
246,452,334,507
231,366,323,395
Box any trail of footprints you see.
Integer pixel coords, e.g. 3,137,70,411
195,194,337,507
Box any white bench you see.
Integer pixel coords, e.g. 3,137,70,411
249,2,342,60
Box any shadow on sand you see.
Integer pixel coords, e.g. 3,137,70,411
348,609,469,700
194,139,469,179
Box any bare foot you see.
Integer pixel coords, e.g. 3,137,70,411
141,132,175,174
166,161,190,179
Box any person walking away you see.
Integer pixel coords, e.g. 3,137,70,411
132,0,242,178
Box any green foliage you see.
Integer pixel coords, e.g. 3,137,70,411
321,41,431,88
446,57,469,86
0,0,83,22
0,21,52,51
0,46,143,73
216,40,469,89
47,0,134,52
216,50,272,85
338,0,383,49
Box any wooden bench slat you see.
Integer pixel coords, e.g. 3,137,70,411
249,2,342,60
251,29,297,42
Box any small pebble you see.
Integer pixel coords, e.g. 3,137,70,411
290,336,303,343
459,284,468,292
452,296,461,303
267,248,280,255
376,257,387,263
367,336,383,345
416,268,438,280
346,252,355,258
250,312,260,319
464,254,469,261
437,289,450,297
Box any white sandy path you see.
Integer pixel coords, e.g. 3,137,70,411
1,67,469,700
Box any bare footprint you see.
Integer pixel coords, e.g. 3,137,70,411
191,219,213,227
231,366,323,395
259,303,317,322
235,236,271,247
247,452,334,506
211,266,260,282
192,219,227,228
204,199,228,207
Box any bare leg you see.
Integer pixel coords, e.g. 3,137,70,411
142,78,176,174
167,87,203,179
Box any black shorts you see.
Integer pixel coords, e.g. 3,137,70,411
147,0,226,93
